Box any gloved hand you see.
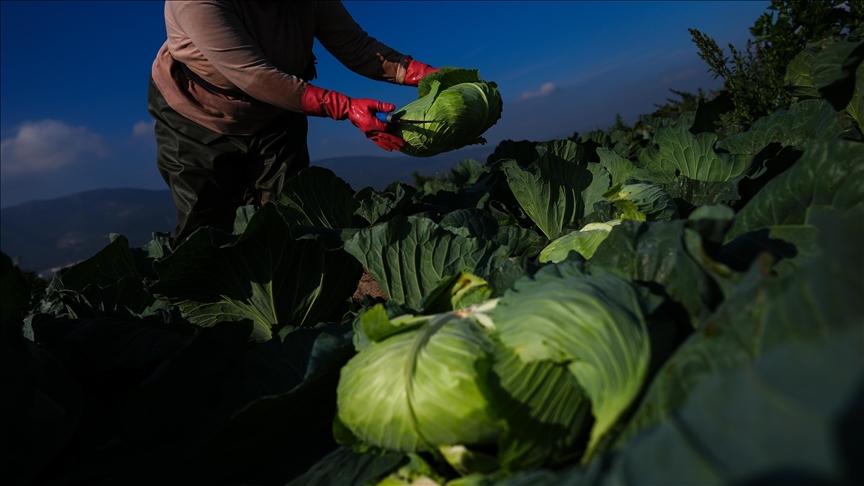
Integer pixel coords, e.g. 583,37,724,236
403,59,439,87
301,84,404,152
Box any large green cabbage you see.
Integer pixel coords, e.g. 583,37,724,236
336,266,651,467
395,67,503,157
336,305,502,452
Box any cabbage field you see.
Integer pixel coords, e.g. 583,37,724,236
2,9,863,486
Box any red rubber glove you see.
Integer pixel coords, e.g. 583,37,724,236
301,84,404,152
404,59,439,87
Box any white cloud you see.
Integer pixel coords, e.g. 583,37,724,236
0,120,111,178
133,120,155,137
519,82,558,100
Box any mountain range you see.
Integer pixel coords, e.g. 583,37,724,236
0,147,492,277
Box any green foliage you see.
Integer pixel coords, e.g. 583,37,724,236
151,203,361,341
4,6,863,486
725,138,864,242
1,253,31,328
539,221,622,262
716,98,851,155
499,140,610,239
689,0,863,127
492,270,650,462
650,87,709,120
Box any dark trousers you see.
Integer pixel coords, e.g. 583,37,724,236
147,75,310,244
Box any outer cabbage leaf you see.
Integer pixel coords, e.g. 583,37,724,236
636,125,750,182
487,139,540,167
596,148,635,187
492,269,650,460
275,166,359,230
617,204,864,449
607,327,863,486
810,39,864,111
418,173,497,212
354,183,417,226
492,226,547,259
152,203,361,341
337,312,500,452
419,271,492,314
47,234,142,291
396,68,503,157
723,204,841,279
343,215,513,309
660,176,741,207
33,235,169,322
440,209,546,258
356,303,428,344
439,209,498,237
203,325,358,484
539,221,622,262
716,99,850,155
849,62,864,128
587,218,737,327
487,342,593,471
603,183,678,221
413,159,488,198
497,328,864,486
46,277,158,321
784,48,820,99
501,140,611,239
725,139,864,242
449,158,489,186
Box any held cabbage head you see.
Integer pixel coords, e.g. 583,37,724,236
395,67,503,157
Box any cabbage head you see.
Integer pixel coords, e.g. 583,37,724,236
337,305,502,452
395,67,503,157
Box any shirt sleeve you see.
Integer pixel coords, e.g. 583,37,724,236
313,1,409,85
170,1,307,112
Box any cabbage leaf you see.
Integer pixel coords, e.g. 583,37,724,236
491,268,650,461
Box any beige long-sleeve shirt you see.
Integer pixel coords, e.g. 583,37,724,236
151,1,410,135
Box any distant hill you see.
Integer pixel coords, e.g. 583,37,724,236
0,188,176,277
0,147,492,276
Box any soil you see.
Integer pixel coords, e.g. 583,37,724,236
352,268,387,302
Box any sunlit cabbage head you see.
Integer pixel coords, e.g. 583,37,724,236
395,67,503,157
336,305,502,452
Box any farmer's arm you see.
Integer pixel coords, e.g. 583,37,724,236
169,1,307,111
313,1,437,87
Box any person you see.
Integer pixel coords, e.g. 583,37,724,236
147,1,438,244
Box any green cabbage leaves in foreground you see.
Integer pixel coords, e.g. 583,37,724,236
151,203,361,342
337,306,500,453
395,67,503,157
539,221,622,262
336,267,651,470
492,268,650,462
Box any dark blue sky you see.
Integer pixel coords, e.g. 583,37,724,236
0,1,771,208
